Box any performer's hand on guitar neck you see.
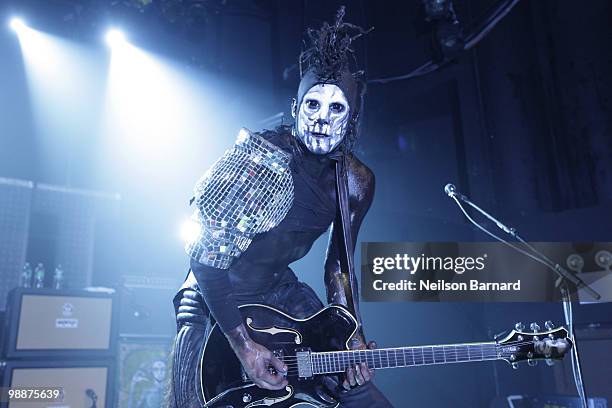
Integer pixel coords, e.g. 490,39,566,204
343,339,377,390
226,324,289,390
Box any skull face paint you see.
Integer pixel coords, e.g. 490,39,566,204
294,84,350,155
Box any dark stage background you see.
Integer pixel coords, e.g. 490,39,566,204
0,1,611,407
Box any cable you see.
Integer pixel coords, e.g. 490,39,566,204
464,0,521,49
368,0,521,85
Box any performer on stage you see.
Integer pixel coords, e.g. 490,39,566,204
169,8,392,407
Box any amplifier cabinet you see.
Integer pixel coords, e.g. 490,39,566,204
1,359,115,408
118,276,178,337
3,288,118,359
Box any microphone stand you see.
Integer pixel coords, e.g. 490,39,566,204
444,183,600,408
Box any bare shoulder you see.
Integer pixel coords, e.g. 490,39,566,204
346,153,375,204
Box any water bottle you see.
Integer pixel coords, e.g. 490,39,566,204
34,263,45,289
53,265,64,290
20,262,33,288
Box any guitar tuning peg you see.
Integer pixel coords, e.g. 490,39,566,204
544,320,554,330
515,322,525,331
530,322,540,332
527,359,538,367
545,358,555,366
512,362,519,370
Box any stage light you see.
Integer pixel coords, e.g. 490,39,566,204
105,29,126,48
181,218,201,244
9,17,26,33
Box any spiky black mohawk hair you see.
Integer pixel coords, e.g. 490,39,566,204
298,6,372,81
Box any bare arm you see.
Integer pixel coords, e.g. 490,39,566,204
324,155,377,390
190,260,287,390
324,155,375,347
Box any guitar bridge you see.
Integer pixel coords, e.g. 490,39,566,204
269,350,285,376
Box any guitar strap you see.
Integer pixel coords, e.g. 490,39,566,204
334,154,365,343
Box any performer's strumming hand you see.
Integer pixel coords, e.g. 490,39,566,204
226,324,288,390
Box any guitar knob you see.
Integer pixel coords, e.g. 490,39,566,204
530,322,540,332
512,362,519,369
544,320,554,330
545,358,555,366
242,393,252,403
515,322,525,331
527,359,538,367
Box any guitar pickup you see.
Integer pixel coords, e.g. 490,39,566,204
295,349,313,379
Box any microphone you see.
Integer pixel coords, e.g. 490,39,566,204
444,183,456,197
444,183,468,201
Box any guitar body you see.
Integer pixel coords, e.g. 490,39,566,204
199,304,358,408
198,303,572,407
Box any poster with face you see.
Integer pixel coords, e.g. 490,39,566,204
117,338,172,408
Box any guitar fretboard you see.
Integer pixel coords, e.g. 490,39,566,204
310,342,499,375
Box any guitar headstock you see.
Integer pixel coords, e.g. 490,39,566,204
496,321,572,368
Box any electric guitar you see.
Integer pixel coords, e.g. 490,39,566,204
199,304,572,407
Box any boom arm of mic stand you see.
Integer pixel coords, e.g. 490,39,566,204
450,195,571,277
461,196,514,235
457,194,601,300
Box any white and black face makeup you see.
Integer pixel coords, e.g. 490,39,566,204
293,84,350,155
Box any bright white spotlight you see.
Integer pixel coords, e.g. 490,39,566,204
105,29,126,48
180,218,201,244
9,17,26,33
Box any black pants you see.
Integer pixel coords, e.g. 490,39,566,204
169,279,393,408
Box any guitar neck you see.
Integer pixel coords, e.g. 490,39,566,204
310,342,499,375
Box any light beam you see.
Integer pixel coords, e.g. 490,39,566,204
181,218,201,244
